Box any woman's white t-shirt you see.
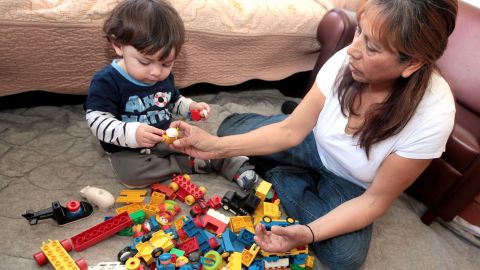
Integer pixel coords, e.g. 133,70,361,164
313,47,455,189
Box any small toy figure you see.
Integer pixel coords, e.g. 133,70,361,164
156,253,175,270
162,127,179,144
189,109,208,121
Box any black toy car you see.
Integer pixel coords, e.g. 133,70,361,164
221,190,260,216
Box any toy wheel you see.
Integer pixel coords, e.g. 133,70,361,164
117,246,137,265
286,217,296,224
33,251,47,266
169,182,179,192
262,216,272,223
185,195,195,205
151,247,164,258
60,239,73,252
75,258,88,270
199,186,207,195
183,174,191,181
125,257,141,270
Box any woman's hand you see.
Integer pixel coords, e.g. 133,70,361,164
254,223,312,253
190,102,211,120
135,124,164,148
169,120,222,160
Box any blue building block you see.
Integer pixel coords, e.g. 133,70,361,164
182,216,213,253
248,259,264,270
292,253,308,265
220,228,245,252
238,228,255,246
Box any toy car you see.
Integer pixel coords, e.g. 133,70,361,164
169,174,206,205
34,239,88,270
134,230,175,265
221,190,260,216
261,216,298,230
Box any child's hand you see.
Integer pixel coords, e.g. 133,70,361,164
136,124,164,148
190,102,211,120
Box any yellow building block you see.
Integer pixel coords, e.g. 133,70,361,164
142,204,158,218
40,239,79,270
241,244,260,267
174,215,185,231
116,189,148,204
116,203,143,215
229,216,254,233
255,180,272,202
226,252,242,270
150,191,166,205
305,255,315,269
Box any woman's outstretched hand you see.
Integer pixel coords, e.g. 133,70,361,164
169,120,222,160
254,223,312,253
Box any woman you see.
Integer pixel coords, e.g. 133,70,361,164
170,0,458,269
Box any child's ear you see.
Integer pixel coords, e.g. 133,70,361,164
111,41,123,57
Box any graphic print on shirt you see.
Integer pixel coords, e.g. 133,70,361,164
122,91,172,125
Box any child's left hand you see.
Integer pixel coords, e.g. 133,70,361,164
190,102,211,120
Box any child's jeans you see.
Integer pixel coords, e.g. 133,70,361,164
218,113,372,270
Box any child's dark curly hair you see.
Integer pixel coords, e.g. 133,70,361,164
103,0,185,60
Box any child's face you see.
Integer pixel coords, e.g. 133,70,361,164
113,44,176,84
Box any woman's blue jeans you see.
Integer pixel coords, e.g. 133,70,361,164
218,113,373,270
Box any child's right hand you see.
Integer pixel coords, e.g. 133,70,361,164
136,124,164,148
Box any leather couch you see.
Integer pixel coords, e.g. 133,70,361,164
406,0,480,225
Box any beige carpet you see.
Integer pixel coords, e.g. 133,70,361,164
0,88,479,269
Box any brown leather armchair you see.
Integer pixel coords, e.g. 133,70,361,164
406,1,480,225
278,8,357,99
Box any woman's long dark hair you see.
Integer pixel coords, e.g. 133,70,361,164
336,0,457,158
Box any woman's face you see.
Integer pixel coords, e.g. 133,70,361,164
347,7,414,90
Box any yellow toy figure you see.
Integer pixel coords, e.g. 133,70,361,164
162,127,179,144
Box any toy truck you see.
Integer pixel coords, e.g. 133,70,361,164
221,190,260,216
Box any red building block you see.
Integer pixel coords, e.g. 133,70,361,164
207,195,222,209
70,212,133,251
177,237,199,255
151,183,176,200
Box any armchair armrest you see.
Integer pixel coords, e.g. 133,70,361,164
304,8,357,96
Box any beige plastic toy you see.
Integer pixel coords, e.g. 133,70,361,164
79,186,115,210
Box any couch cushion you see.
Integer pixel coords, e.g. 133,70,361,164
0,0,333,96
443,103,480,173
436,1,480,115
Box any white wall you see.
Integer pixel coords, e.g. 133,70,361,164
463,0,480,8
